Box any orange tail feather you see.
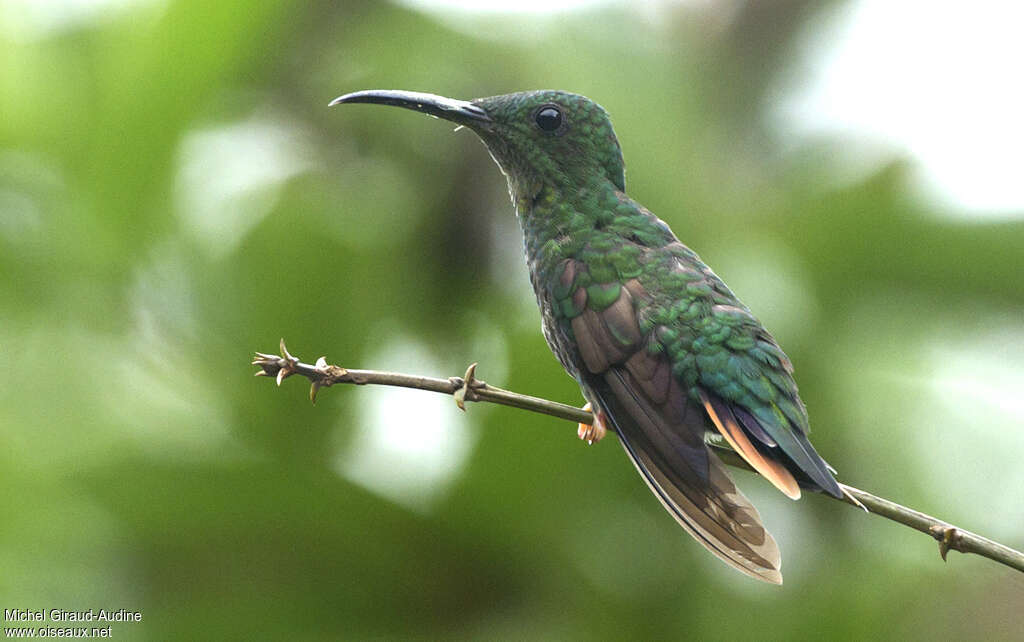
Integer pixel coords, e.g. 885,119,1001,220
700,393,801,500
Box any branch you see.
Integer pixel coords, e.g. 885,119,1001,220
253,339,1024,576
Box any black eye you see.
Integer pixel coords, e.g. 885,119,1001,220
535,106,562,131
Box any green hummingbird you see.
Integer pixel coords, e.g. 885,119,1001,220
330,89,845,584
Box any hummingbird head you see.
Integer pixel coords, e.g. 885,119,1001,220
330,89,626,202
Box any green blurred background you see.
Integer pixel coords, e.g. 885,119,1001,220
2,0,1023,639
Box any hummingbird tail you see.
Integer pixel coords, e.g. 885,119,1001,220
700,391,802,500
592,369,783,584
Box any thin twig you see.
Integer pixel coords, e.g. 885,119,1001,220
253,339,1024,576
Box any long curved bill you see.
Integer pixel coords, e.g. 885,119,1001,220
329,89,491,126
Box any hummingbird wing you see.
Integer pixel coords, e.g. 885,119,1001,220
562,270,784,583
565,230,842,500
679,266,844,500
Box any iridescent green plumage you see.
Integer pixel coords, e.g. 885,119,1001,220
332,88,843,584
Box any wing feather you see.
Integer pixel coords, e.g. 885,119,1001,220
593,369,783,583
559,267,786,582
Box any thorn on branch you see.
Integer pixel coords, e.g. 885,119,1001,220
252,339,349,404
930,525,963,561
453,362,481,411
308,357,327,403
840,484,869,513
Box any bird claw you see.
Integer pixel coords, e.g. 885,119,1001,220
929,525,963,561
577,402,607,445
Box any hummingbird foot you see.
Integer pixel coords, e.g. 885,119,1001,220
577,402,608,445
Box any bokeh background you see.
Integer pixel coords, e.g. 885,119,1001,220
2,0,1023,639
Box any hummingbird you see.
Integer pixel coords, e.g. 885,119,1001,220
330,89,845,584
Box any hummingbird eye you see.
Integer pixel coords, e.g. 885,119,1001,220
534,105,563,132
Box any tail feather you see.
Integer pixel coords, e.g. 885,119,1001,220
700,391,801,500
595,369,783,584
